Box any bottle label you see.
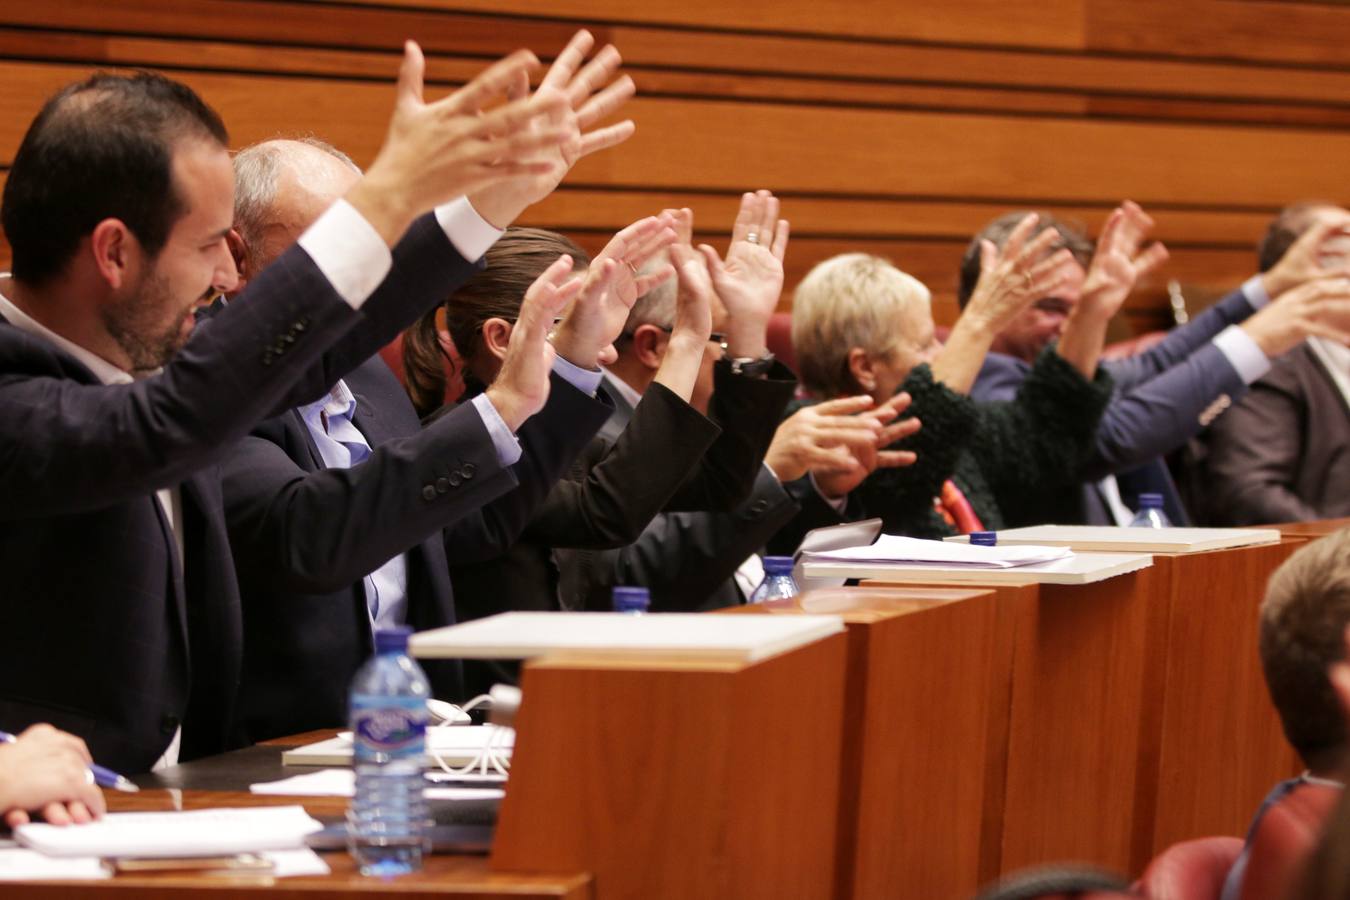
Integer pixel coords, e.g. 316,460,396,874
351,700,427,756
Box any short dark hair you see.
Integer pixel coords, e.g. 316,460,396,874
957,211,1094,308
1259,529,1350,771
1256,201,1339,273
2,71,228,286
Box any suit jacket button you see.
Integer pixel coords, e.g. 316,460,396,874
261,351,274,366
159,714,179,736
435,477,450,494
749,499,770,514
422,485,437,501
448,472,462,487
460,463,476,479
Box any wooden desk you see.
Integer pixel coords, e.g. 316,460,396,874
1272,517,1350,539
5,736,591,899
726,585,1007,899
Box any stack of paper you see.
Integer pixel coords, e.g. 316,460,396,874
409,611,845,662
802,534,1073,569
15,806,323,858
251,768,505,801
943,525,1282,554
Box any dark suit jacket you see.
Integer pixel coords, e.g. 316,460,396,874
451,362,796,617
561,373,803,612
1203,342,1350,524
971,285,1258,525
0,214,480,772
221,357,610,743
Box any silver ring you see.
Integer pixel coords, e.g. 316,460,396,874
746,233,759,244
84,768,95,786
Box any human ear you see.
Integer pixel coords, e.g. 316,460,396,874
847,347,876,392
631,324,668,371
481,317,514,363
224,229,249,297
88,219,136,290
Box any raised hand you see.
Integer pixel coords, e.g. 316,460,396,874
669,243,714,345
1240,276,1350,357
1263,212,1350,299
483,254,584,430
550,215,678,369
768,394,922,500
699,190,790,358
963,213,1081,336
0,724,106,828
470,30,637,228
1077,201,1169,321
349,42,575,245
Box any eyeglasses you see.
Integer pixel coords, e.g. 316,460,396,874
619,324,727,347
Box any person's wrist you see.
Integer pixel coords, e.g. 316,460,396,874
343,175,418,248
466,186,525,231
1261,269,1294,301
764,450,805,484
667,330,708,355
1238,318,1285,358
723,315,770,358
484,384,530,432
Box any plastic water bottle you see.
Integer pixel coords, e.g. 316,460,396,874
613,585,650,614
748,556,799,603
347,626,430,876
1128,492,1173,529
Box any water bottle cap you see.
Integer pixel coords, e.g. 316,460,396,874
969,531,997,546
762,556,795,574
1139,493,1164,509
374,626,412,654
613,586,651,612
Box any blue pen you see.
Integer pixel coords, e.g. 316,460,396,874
0,730,139,792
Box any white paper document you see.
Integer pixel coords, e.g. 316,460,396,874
15,805,323,858
943,524,1282,554
0,848,108,881
251,768,505,801
802,534,1073,569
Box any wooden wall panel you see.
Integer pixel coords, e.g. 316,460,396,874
1,0,1347,335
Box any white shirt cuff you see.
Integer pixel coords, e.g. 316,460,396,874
809,472,850,514
551,355,603,396
1241,274,1272,309
1213,324,1273,385
434,197,504,263
469,393,523,466
296,199,392,309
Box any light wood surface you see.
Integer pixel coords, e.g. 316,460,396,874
4,1,1350,332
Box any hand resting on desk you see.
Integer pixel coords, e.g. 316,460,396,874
0,724,106,827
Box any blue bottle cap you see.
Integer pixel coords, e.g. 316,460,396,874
613,586,651,613
1138,493,1164,509
762,556,795,574
374,626,412,654
969,531,997,546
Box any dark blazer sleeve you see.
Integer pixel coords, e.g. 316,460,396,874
663,361,799,512
1103,286,1256,392
589,468,800,612
439,376,614,564
523,382,723,548
0,244,366,518
221,401,517,593
274,213,482,409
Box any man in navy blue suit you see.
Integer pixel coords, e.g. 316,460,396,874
0,43,586,772
957,205,1350,526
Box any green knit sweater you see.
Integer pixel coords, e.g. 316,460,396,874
832,349,1113,539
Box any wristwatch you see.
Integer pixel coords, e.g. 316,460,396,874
724,352,776,378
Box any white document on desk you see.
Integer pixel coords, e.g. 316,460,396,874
252,768,505,801
14,805,323,858
0,848,108,880
802,534,1072,568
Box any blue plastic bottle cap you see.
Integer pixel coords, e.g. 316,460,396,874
613,586,651,613
762,556,795,574
374,626,412,654
969,531,997,546
1138,493,1164,509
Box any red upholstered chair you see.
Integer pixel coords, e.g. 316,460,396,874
1237,782,1341,900
1134,836,1243,900
765,311,796,373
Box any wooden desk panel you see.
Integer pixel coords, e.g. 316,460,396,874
491,634,849,899
1149,540,1306,851
1274,518,1350,539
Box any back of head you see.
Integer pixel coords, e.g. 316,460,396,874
791,252,930,397
1259,529,1350,772
621,268,677,336
2,71,228,287
1257,201,1341,273
402,226,589,416
957,211,1093,308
